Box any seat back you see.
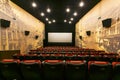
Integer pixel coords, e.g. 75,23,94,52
0,59,23,80
20,60,42,80
65,60,87,80
24,54,38,60
0,65,6,80
112,62,120,80
88,61,112,80
43,60,64,80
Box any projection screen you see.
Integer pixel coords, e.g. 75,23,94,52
48,33,72,43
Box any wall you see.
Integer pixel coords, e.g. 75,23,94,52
45,23,75,46
76,0,120,53
0,0,45,54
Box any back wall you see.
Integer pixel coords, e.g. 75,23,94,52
44,23,75,46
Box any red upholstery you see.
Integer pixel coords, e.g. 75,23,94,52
88,61,109,65
41,54,50,56
112,62,120,80
65,53,75,56
20,60,42,80
66,60,86,64
112,62,120,68
44,60,63,64
2,59,20,63
65,60,87,80
22,60,41,64
0,59,23,80
43,60,64,80
51,53,63,56
88,61,110,69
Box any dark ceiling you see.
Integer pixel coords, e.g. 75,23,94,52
11,0,101,25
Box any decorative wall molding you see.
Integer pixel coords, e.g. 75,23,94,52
0,0,15,19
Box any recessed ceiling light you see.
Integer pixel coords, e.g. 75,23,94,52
53,20,56,23
69,21,72,24
32,2,37,7
40,12,45,16
73,12,77,16
48,21,52,24
46,18,49,21
79,1,84,7
64,20,67,22
66,8,70,12
47,8,51,13
70,18,74,21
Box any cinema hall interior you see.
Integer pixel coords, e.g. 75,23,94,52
1,0,120,80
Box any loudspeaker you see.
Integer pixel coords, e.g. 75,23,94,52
35,35,39,39
79,36,82,40
0,19,10,28
102,18,112,28
24,31,30,36
86,31,91,36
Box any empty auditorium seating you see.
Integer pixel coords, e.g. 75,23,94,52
77,53,89,61
64,53,77,60
50,53,64,60
40,53,50,60
13,54,25,61
24,54,38,60
42,60,64,80
0,59,23,80
88,61,112,80
7,47,120,80
65,60,87,80
20,60,42,80
112,62,120,80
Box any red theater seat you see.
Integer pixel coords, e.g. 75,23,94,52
40,53,50,60
88,61,112,80
20,60,42,80
43,60,64,80
24,54,38,60
77,53,89,60
112,62,120,80
50,53,64,60
0,59,23,80
13,54,25,60
64,53,76,60
65,60,87,80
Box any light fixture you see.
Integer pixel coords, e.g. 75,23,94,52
69,21,72,24
64,20,67,22
73,12,77,16
32,2,37,7
79,1,84,7
47,8,51,13
53,19,56,23
48,21,52,24
66,8,70,12
46,18,49,21
40,12,45,16
70,18,74,21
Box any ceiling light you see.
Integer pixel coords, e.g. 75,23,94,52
40,12,45,16
79,1,84,7
47,8,51,13
32,2,37,7
64,20,67,22
48,21,52,24
53,20,56,23
69,21,72,24
46,18,49,21
70,18,74,21
66,8,70,12
73,12,77,16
